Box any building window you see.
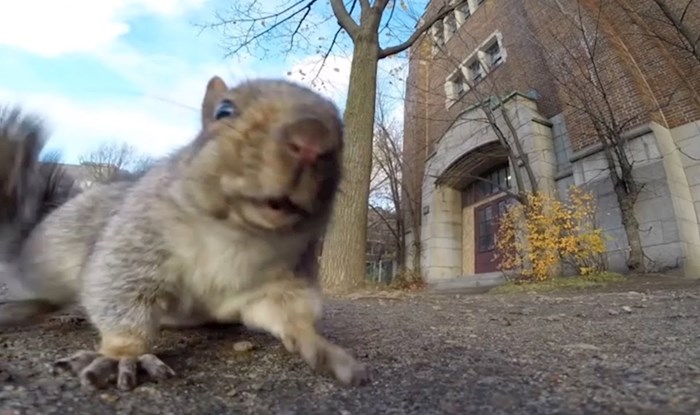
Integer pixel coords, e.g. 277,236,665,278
464,164,512,205
486,41,503,67
443,13,457,41
459,2,472,18
468,59,483,83
431,20,445,53
443,31,506,108
477,206,495,252
477,164,512,196
448,69,468,100
453,0,471,25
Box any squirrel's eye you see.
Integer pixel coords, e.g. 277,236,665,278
214,100,236,120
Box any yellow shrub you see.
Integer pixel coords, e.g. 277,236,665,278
495,186,607,282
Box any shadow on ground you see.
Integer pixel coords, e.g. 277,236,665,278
2,275,700,414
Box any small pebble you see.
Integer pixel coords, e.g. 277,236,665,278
100,393,119,403
233,341,255,353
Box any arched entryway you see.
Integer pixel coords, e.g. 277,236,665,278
435,141,516,275
417,92,559,282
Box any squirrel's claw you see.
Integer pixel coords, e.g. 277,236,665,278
282,333,370,387
52,350,175,391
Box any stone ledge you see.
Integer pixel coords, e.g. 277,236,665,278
428,272,508,294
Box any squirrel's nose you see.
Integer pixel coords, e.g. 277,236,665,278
283,117,330,165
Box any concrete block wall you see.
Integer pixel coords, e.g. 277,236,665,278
419,185,462,281
674,121,700,232
551,113,573,175
567,124,700,276
417,104,700,281
650,122,700,277
582,163,685,272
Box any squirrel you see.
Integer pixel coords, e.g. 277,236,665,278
0,76,369,390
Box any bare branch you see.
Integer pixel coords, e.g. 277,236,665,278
200,1,322,59
77,141,154,185
310,0,359,85
650,0,700,62
330,0,361,39
378,0,469,58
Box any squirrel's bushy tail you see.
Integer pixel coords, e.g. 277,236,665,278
0,104,75,326
0,104,74,260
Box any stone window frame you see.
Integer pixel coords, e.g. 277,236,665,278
430,20,446,55
444,66,469,103
454,0,472,25
443,30,507,109
443,11,458,42
430,0,489,54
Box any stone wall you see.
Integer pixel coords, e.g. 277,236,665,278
565,123,700,276
674,121,700,235
419,94,557,282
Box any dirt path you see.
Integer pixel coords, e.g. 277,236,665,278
2,276,700,414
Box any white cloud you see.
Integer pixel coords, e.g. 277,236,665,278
0,87,201,162
0,47,307,165
93,44,265,110
0,0,279,164
0,52,351,165
0,0,207,57
0,0,413,166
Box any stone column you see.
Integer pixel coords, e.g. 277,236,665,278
652,123,700,277
421,184,463,282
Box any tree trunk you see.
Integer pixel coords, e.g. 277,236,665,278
500,105,539,194
410,222,421,276
613,180,645,272
319,33,379,293
411,239,421,273
395,215,405,271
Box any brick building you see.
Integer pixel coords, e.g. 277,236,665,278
403,0,700,283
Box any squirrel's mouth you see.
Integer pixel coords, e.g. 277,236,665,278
260,196,309,217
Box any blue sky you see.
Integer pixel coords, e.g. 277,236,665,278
0,0,424,165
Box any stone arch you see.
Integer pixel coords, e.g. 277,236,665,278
418,93,558,282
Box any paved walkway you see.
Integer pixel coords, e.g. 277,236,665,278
2,276,700,414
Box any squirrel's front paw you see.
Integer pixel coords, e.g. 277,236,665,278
286,335,370,386
53,350,175,390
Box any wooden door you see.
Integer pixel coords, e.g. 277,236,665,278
474,196,512,273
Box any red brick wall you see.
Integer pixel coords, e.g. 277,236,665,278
402,35,430,236
522,0,700,150
406,0,700,152
403,0,700,235
419,0,567,156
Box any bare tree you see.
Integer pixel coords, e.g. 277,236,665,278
530,0,655,272
406,32,542,205
617,0,700,64
203,0,473,292
78,141,154,184
368,93,420,276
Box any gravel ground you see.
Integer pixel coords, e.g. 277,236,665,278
2,275,700,415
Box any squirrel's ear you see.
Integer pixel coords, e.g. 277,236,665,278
201,76,229,126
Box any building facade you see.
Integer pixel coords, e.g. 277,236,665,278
403,0,700,282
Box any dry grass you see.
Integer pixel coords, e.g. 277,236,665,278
490,272,627,294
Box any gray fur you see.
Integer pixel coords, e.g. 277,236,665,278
0,77,368,389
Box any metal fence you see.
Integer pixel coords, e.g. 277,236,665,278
366,259,396,284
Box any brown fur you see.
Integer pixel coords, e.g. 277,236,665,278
0,76,368,391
